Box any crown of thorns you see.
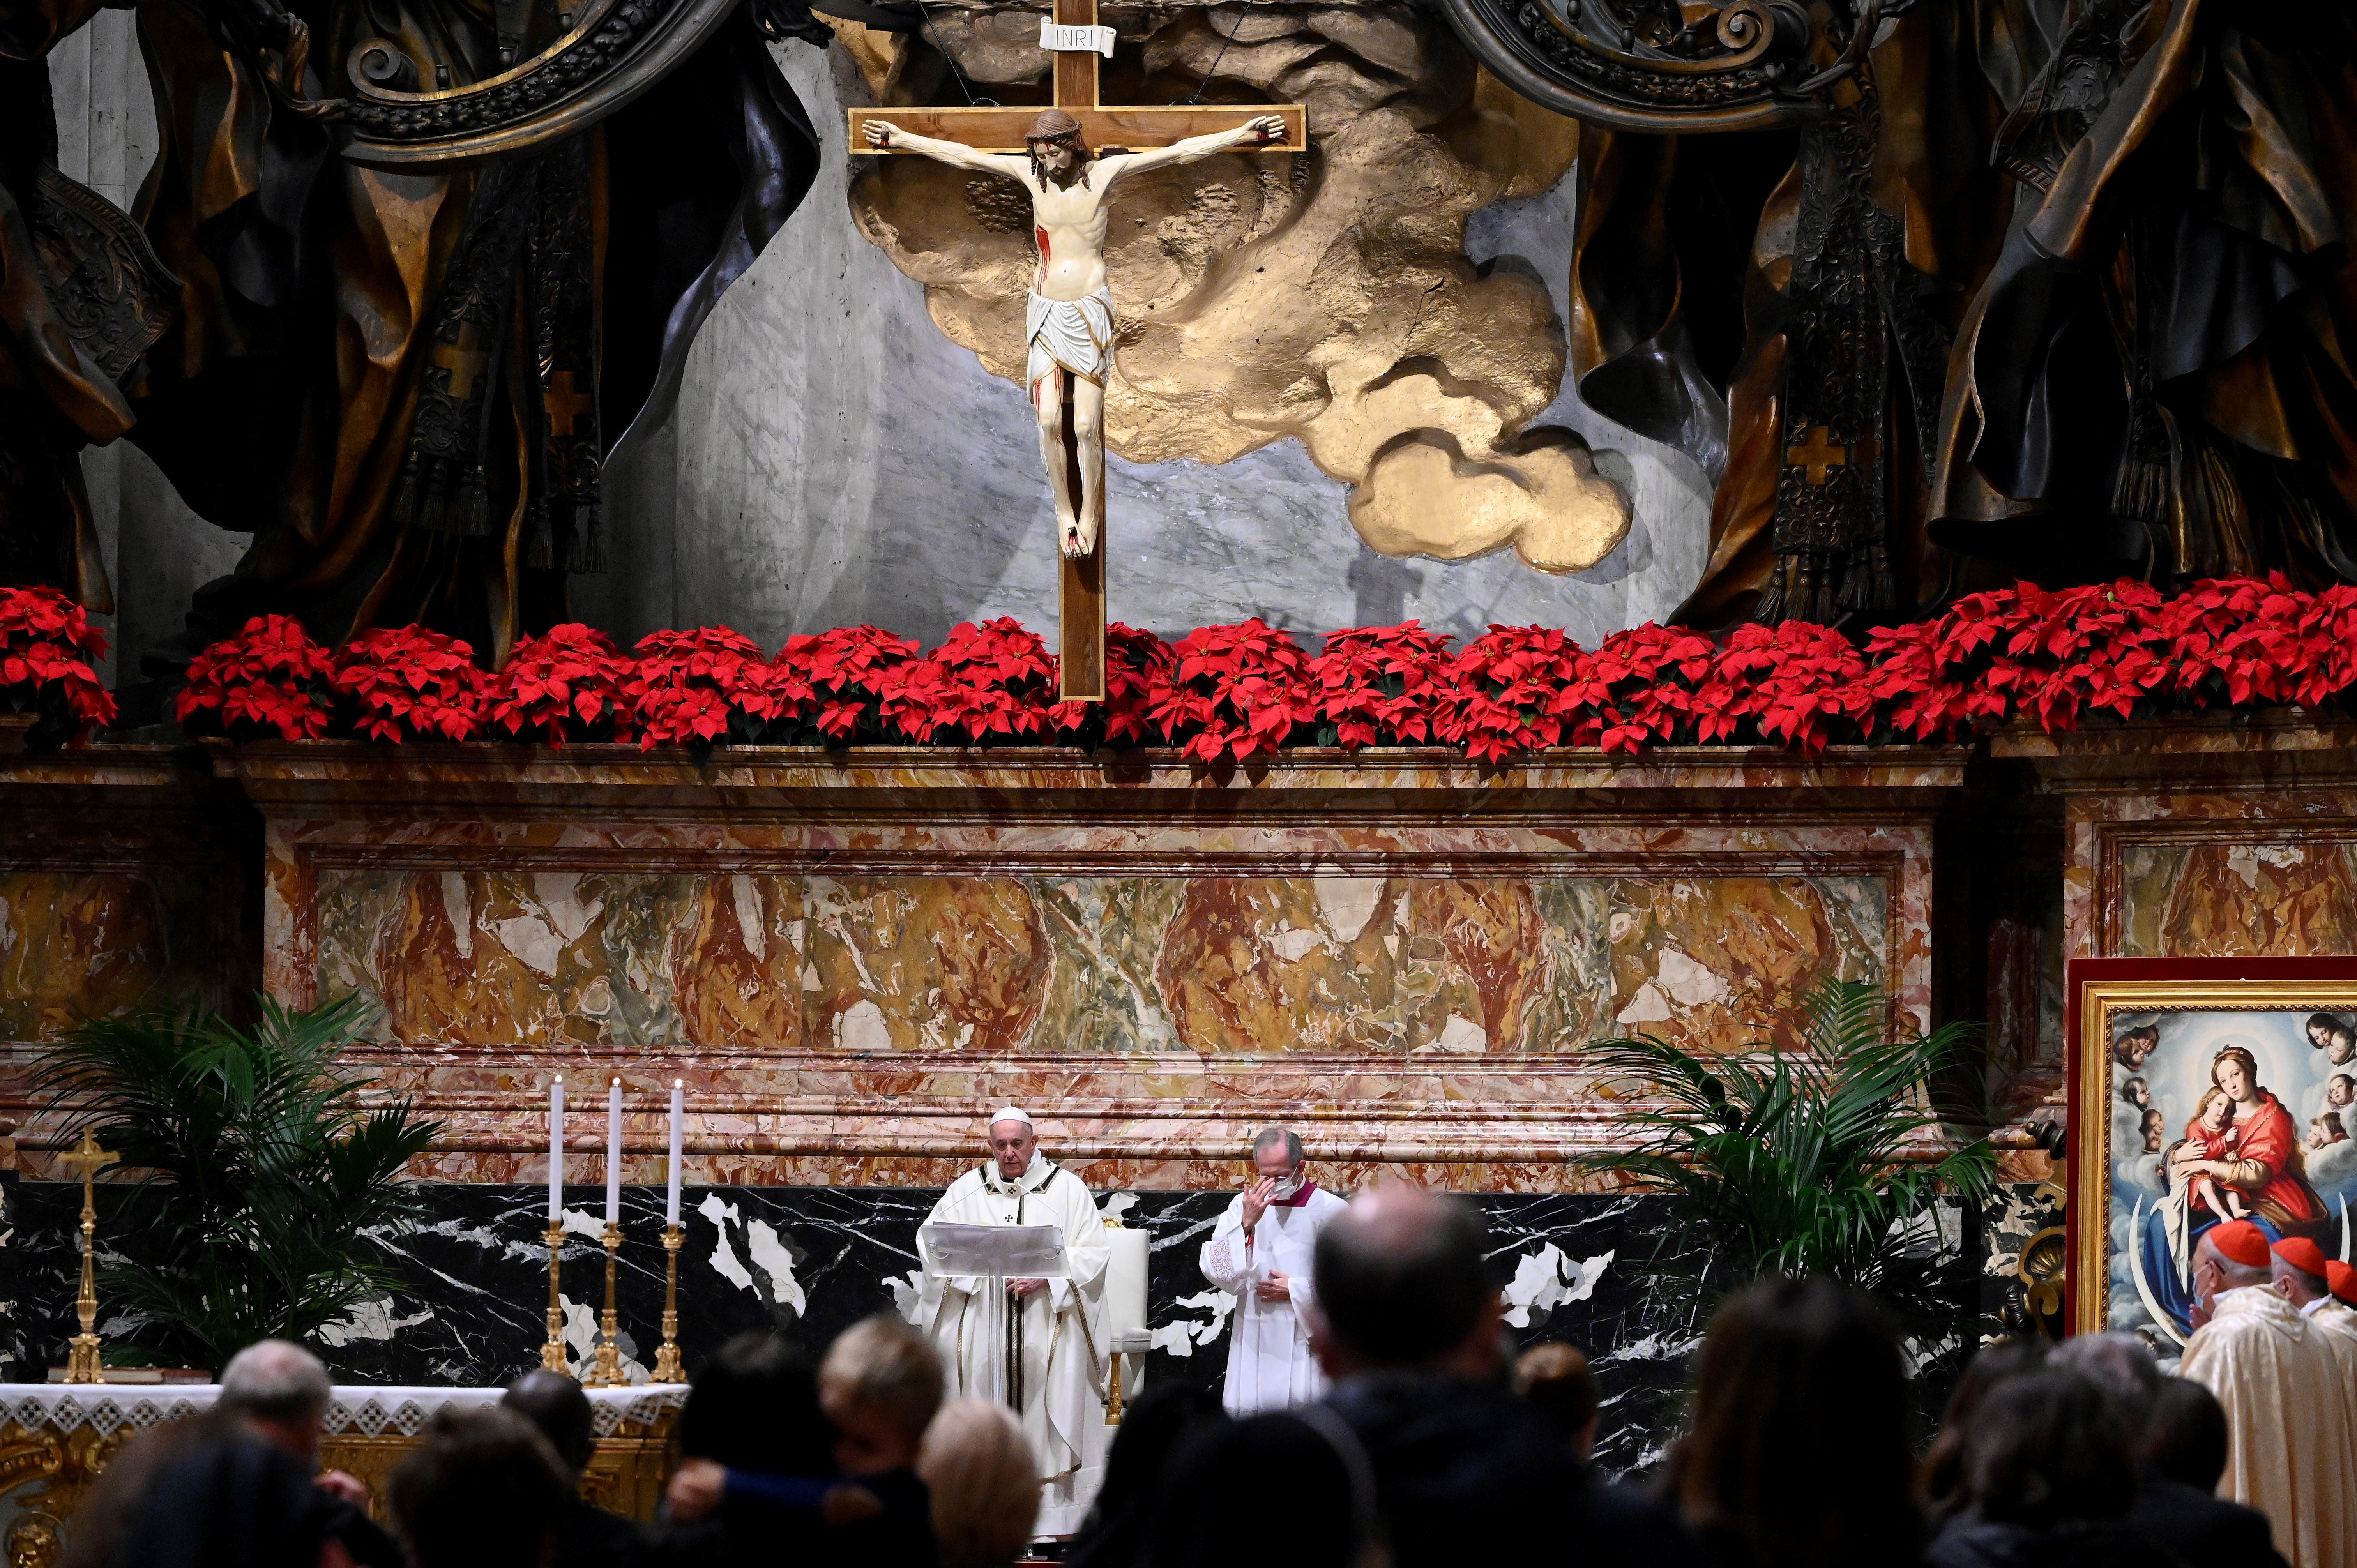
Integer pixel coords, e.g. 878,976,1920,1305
1024,109,1086,145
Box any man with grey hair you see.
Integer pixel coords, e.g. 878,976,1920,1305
1200,1125,1347,1413
218,1338,404,1564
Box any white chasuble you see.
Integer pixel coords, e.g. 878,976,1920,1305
918,1155,1110,1533
2181,1285,2357,1568
1198,1183,1348,1414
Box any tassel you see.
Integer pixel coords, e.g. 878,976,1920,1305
562,501,586,574
525,499,554,570
578,505,606,574
388,453,425,527
458,464,490,537
419,461,454,535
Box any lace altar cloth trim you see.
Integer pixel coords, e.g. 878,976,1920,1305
0,1384,686,1439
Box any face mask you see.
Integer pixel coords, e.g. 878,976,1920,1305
1268,1173,1302,1201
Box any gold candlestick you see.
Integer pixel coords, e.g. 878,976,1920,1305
652,1223,685,1382
586,1222,624,1387
61,1130,119,1383
540,1223,569,1372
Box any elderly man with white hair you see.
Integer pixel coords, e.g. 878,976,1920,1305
916,1107,1109,1535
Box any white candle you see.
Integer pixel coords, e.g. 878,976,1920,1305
606,1077,623,1227
666,1079,685,1225
548,1076,564,1225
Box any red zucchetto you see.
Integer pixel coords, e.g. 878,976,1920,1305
2272,1235,2330,1279
2329,1259,2357,1306
2209,1219,2272,1268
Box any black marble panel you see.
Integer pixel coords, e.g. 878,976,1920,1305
2,1181,1984,1475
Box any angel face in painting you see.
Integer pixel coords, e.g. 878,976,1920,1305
2309,1112,2348,1150
2114,1024,2160,1072
2141,1108,2166,1153
2328,1073,2355,1111
2121,1075,2152,1110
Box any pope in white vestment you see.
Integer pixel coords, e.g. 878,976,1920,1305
918,1108,1110,1535
1198,1127,1348,1414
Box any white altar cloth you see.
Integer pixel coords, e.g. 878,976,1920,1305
0,1383,687,1440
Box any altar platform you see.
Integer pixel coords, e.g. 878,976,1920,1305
6,716,2356,1469
0,1381,685,1564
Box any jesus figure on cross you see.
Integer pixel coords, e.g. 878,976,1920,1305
862,108,1285,559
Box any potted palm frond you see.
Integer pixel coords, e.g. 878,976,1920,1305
1576,978,1995,1338
32,995,442,1372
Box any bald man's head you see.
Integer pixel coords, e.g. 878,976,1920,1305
1311,1187,1497,1372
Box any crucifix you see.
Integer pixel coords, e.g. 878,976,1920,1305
59,1128,119,1383
851,1,1306,702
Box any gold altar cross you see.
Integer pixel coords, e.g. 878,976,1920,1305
1785,425,1847,486
434,324,492,401
61,1128,118,1383
546,371,594,437
849,0,1306,702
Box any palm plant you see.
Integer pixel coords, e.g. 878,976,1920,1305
32,995,442,1370
1576,978,1995,1333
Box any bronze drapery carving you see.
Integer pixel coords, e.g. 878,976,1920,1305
1451,0,2357,625
0,44,178,614
2,0,822,675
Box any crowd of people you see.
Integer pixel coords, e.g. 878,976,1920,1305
53,1186,2354,1568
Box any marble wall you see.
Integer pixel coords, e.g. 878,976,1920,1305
46,6,1712,682
0,1179,1829,1475
199,743,1959,1190
1991,714,2357,964
0,749,258,1052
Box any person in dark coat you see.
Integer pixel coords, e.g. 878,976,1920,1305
503,1369,645,1568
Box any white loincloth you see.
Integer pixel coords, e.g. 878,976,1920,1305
1027,287,1113,390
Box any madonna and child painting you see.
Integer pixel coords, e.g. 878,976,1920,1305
2106,1004,2357,1348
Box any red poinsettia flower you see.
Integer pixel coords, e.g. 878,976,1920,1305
333,626,490,742
174,614,334,741
1431,624,1584,762
775,625,920,742
882,618,1059,745
1307,622,1455,749
624,626,804,749
0,585,117,746
486,623,635,745
1145,618,1313,763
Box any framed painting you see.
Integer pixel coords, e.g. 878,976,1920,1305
2068,957,2357,1346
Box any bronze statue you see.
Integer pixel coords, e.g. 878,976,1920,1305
1,0,829,667
1444,0,2357,625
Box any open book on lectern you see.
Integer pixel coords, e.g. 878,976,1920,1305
922,1222,1069,1279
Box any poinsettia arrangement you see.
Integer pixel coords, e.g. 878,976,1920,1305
486,623,634,744
334,626,490,742
1146,618,1314,763
881,618,1060,745
1305,621,1454,748
0,586,117,747
1430,624,1585,762
625,627,799,749
776,625,921,742
175,614,336,742
60,572,2357,765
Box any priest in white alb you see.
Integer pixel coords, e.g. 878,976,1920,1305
917,1107,1111,1534
1199,1126,1349,1413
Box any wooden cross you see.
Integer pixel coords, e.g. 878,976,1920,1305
849,0,1306,702
433,323,492,401
546,370,594,438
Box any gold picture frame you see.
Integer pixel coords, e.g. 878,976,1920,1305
2069,962,2357,1344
